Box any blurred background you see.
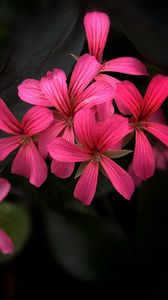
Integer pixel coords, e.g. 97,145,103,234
0,0,168,298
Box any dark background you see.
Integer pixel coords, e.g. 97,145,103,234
0,0,168,298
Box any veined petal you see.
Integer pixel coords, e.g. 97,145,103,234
74,160,99,205
48,137,92,162
100,57,148,75
95,73,120,92
74,109,96,149
133,129,155,180
96,114,131,152
11,140,47,187
0,229,14,255
0,136,22,161
21,106,54,136
62,125,74,143
38,121,66,158
0,99,23,135
101,156,134,200
96,101,114,121
0,178,11,202
68,54,100,99
51,160,75,178
74,81,114,112
18,79,51,106
40,69,70,116
144,122,168,147
142,75,168,119
84,11,110,61
116,81,143,119
128,162,143,187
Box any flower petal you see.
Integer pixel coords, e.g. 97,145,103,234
0,136,22,161
144,122,168,147
21,106,54,136
116,81,143,119
84,11,110,61
0,178,11,202
74,81,114,112
68,54,100,99
11,140,47,187
48,137,92,162
40,69,70,116
74,109,96,148
133,129,155,180
142,75,168,119
0,229,14,255
96,101,114,121
96,114,131,152
101,156,134,200
18,79,51,106
100,57,148,75
0,99,23,135
51,160,75,178
74,160,99,205
95,73,120,92
38,121,66,158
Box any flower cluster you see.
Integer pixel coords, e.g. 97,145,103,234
0,11,168,207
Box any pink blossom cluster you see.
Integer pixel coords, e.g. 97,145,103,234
0,11,168,210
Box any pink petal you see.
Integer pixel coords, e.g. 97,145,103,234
116,81,143,119
40,69,70,117
38,121,66,158
0,178,11,202
48,137,92,162
128,163,143,187
153,147,167,170
95,73,120,93
84,11,110,61
96,101,114,121
0,99,23,135
74,160,99,205
21,106,54,136
68,54,100,99
100,57,148,75
101,156,134,200
11,140,47,187
62,125,74,143
0,229,14,255
133,129,155,180
142,75,168,119
0,136,22,161
18,79,51,106
144,122,168,147
74,109,96,149
74,81,114,112
51,160,75,178
148,108,166,124
96,114,131,152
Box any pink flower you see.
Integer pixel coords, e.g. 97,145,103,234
18,54,114,178
0,177,11,202
48,109,134,205
116,75,168,180
84,11,148,89
0,99,53,187
0,228,14,255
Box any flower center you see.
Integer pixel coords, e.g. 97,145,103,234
93,151,101,162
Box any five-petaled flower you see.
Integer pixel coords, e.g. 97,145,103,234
48,109,134,205
18,54,114,178
116,75,168,179
0,99,53,187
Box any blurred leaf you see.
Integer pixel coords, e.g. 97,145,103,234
0,202,31,262
45,208,131,281
0,0,85,118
